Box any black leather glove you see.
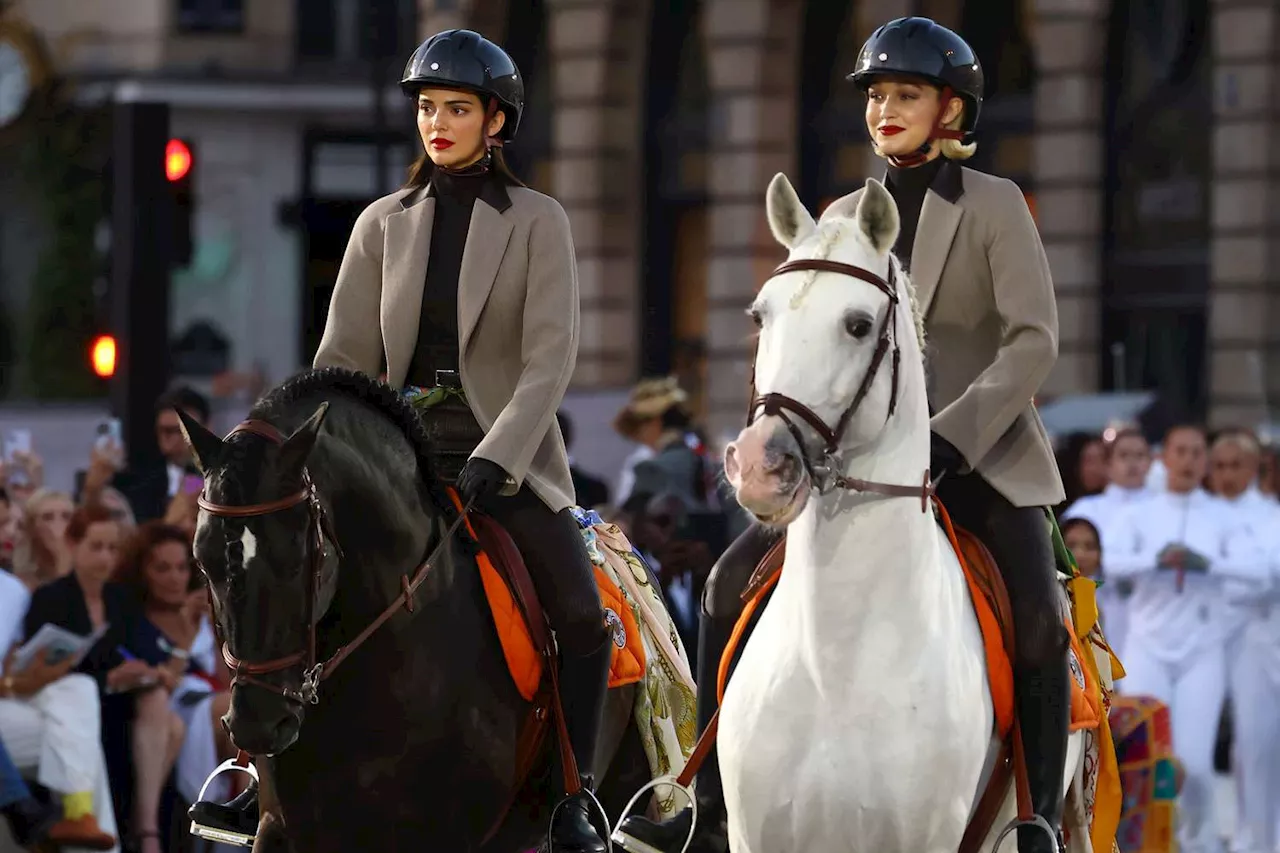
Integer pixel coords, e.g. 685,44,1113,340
929,432,966,479
457,457,511,505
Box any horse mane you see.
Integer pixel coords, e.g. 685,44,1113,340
794,219,927,353
247,366,456,518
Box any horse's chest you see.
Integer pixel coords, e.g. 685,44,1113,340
716,589,991,851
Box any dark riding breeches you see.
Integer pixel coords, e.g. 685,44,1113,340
478,487,607,656
934,471,1067,669
702,473,1067,668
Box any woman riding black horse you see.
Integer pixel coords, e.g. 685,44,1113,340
616,17,1069,853
190,29,613,853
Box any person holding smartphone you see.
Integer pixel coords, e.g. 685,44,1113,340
0,554,118,849
24,505,183,853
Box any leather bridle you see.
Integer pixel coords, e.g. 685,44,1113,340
748,257,934,511
196,419,469,706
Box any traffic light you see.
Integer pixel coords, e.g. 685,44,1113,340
166,138,195,267
90,335,117,378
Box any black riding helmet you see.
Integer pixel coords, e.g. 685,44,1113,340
401,29,524,142
848,17,984,137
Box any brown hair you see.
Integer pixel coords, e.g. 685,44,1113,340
1163,423,1207,445
114,521,196,602
65,503,120,544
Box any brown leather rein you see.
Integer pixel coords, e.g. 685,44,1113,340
749,257,934,512
197,419,469,706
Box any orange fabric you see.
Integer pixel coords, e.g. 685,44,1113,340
593,564,646,689
718,568,781,704
1066,617,1102,732
936,502,1017,739
445,490,647,700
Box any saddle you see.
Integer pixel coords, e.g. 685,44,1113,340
443,492,649,845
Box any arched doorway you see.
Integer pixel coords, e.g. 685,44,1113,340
1101,0,1211,419
961,0,1036,192
798,1,865,211
643,0,710,415
502,0,553,192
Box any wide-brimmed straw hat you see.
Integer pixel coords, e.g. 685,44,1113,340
612,377,689,441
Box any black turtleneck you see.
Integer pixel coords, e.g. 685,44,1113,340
885,156,944,272
405,165,493,387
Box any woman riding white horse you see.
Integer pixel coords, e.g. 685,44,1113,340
615,16,1069,853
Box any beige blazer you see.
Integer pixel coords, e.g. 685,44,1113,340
312,181,578,512
827,161,1065,507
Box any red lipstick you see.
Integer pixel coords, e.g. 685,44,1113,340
431,138,454,150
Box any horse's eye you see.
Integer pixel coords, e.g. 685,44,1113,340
748,308,763,329
845,316,873,340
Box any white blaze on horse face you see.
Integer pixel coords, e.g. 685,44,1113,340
753,174,902,454
239,526,259,569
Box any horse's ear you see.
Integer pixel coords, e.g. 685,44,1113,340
766,173,816,249
854,178,900,255
176,409,224,475
278,402,330,477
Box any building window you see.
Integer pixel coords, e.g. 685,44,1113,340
1102,0,1211,418
175,0,245,34
296,0,418,63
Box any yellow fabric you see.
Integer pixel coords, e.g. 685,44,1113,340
1067,574,1124,853
62,791,94,821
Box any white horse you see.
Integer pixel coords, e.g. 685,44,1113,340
715,174,1086,853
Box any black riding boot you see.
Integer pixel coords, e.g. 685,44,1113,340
611,613,735,853
548,637,613,853
189,778,260,847
1014,658,1070,853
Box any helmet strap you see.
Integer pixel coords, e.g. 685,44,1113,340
886,85,968,168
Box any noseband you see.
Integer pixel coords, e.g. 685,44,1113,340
748,258,934,511
197,419,469,707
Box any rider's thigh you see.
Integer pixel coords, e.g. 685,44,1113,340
701,522,782,622
483,489,607,654
983,501,1067,667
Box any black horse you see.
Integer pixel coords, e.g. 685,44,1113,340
179,368,651,852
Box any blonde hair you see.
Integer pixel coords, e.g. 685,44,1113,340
937,107,977,161
12,488,74,588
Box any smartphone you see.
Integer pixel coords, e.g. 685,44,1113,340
3,429,32,486
94,418,123,451
183,473,204,495
3,429,31,462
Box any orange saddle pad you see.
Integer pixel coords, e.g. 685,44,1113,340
451,500,646,702
948,517,1100,739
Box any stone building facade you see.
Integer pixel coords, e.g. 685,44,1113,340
3,0,1278,442
430,0,1280,441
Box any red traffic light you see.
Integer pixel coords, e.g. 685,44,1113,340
91,335,117,378
165,138,192,182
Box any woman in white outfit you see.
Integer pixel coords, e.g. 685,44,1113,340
0,569,117,851
1106,425,1269,853
1207,430,1280,853
1061,427,1152,659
